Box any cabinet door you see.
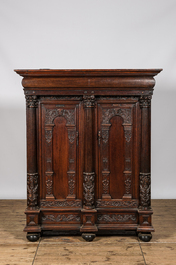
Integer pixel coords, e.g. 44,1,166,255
39,100,83,208
96,99,140,208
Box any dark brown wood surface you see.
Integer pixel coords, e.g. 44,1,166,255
15,69,162,241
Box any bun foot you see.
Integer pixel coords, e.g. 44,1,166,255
27,232,40,242
138,233,152,242
82,233,96,242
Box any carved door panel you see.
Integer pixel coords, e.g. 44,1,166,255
96,100,139,208
40,101,82,207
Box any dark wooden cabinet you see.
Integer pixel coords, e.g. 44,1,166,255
15,69,162,242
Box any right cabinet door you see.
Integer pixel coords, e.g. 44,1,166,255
96,97,141,208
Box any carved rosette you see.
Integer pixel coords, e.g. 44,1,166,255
83,172,95,208
83,95,95,108
140,173,151,208
139,96,151,108
27,173,38,208
26,95,38,108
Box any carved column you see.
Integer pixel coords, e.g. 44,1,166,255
81,95,97,233
138,95,154,233
24,95,40,233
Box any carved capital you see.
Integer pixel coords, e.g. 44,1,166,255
83,172,95,208
139,96,151,108
83,95,95,108
27,173,38,208
139,173,151,209
26,95,38,108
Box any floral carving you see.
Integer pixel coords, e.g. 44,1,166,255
40,200,82,207
42,214,80,222
83,95,95,108
102,108,132,125
97,214,136,222
102,130,109,144
26,95,38,108
67,173,75,195
96,200,138,208
45,108,75,125
40,96,82,101
140,173,151,208
68,131,76,144
139,96,151,108
124,130,132,142
27,173,38,208
124,174,132,194
45,130,52,144
46,172,54,196
102,174,110,194
83,172,95,207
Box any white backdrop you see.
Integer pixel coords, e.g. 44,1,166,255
0,0,176,199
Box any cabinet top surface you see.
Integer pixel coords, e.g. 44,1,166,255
15,69,162,78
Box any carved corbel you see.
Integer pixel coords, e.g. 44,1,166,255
25,95,39,108
83,95,95,108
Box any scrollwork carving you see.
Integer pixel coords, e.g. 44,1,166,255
97,214,136,222
46,172,54,196
140,173,151,208
102,108,132,124
40,200,82,207
45,108,75,125
83,172,95,207
42,214,80,222
124,130,132,142
96,200,138,208
124,174,132,194
102,130,109,144
27,173,38,208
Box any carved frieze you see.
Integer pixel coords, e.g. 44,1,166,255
45,108,75,125
96,200,138,208
40,200,82,207
40,96,82,101
83,172,95,207
42,214,80,222
140,173,151,208
97,214,136,222
102,108,132,124
27,173,38,208
139,96,151,108
83,95,95,108
26,95,38,108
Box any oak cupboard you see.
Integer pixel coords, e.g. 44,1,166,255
15,69,162,242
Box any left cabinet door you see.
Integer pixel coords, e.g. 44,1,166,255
39,99,83,208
